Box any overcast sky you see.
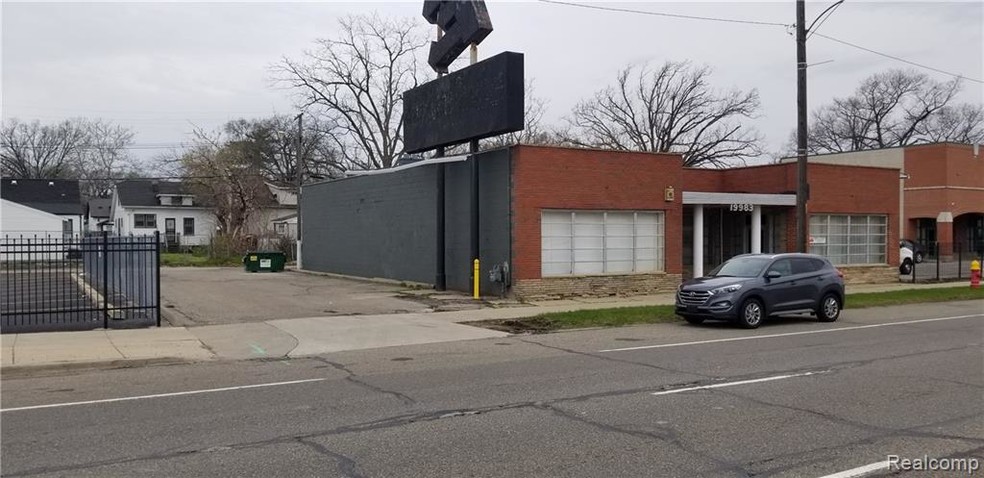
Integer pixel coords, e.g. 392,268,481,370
2,1,981,169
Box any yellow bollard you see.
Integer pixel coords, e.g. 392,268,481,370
473,259,480,299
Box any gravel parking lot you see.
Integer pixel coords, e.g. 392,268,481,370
160,267,434,326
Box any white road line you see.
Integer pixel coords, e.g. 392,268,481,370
651,370,827,396
600,314,983,353
816,460,891,478
0,378,327,413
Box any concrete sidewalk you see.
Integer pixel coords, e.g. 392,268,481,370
0,280,970,376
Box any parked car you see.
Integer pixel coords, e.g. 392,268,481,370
900,246,914,275
899,239,926,263
677,253,845,329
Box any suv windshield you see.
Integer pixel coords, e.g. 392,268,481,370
708,256,772,278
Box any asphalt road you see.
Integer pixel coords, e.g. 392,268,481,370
2,301,982,477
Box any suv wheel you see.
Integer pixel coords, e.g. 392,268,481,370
817,293,840,322
900,259,913,275
738,298,764,329
683,315,705,325
914,251,924,263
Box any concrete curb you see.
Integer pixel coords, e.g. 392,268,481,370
1,357,207,380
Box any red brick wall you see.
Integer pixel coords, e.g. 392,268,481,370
905,143,984,218
510,146,684,280
805,163,901,266
687,162,900,265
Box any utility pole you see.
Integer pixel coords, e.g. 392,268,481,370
469,43,480,299
434,25,447,291
795,0,809,253
295,112,304,268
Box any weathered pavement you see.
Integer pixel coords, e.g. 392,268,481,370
2,300,981,477
1,281,965,373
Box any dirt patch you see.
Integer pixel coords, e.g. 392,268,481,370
469,317,558,334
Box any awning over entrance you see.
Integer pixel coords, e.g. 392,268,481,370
684,192,796,278
682,192,796,206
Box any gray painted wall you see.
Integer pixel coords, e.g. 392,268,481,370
444,149,512,295
301,148,512,295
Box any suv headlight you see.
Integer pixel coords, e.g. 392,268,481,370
709,284,742,295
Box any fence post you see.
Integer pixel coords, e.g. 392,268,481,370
102,231,109,329
935,242,941,282
958,243,963,280
156,231,161,327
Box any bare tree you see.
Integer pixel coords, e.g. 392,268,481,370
74,120,137,197
916,103,984,144
275,14,427,170
1,118,139,196
224,115,344,184
1,118,89,178
180,129,273,238
561,61,762,168
802,69,982,154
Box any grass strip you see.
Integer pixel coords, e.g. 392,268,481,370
160,253,241,267
474,286,984,334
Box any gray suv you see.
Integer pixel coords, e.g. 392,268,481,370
676,253,845,329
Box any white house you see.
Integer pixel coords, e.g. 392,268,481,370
110,180,297,247
1,178,84,237
110,180,217,247
1,199,68,239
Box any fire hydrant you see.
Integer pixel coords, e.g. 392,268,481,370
971,258,981,289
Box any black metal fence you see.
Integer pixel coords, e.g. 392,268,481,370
903,241,984,283
1,232,160,333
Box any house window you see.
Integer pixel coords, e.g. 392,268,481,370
809,214,887,265
541,210,665,276
183,218,195,236
134,214,157,229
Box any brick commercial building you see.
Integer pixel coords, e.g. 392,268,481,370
302,145,905,299
785,143,984,258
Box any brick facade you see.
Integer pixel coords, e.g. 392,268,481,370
682,162,901,271
510,146,684,298
507,147,903,299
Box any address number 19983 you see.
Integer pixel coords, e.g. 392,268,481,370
729,203,753,212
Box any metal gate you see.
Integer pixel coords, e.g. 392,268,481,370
1,232,161,333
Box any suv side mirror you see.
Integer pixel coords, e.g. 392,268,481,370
765,270,782,280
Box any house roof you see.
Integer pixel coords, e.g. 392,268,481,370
271,212,298,222
116,180,202,207
87,198,112,218
0,178,83,215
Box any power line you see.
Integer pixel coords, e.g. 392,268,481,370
813,32,984,84
806,0,844,41
538,0,982,85
536,0,789,28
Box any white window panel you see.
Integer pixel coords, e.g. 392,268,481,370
606,236,633,249
607,261,634,273
574,261,604,274
543,261,572,276
635,248,656,260
542,249,573,263
810,214,888,265
541,209,665,276
573,236,604,249
607,248,633,261
542,237,573,250
574,248,604,262
636,236,657,249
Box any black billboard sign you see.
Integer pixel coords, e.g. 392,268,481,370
402,51,524,154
